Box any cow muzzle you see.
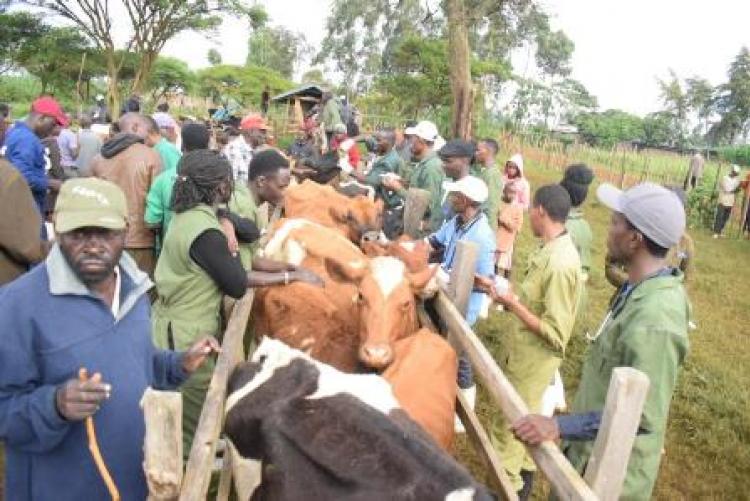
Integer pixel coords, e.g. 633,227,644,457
359,343,394,371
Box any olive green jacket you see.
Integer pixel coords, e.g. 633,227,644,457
496,233,583,401
564,270,690,500
364,148,403,209
229,184,266,270
566,209,593,276
397,151,445,235
152,205,224,350
472,163,504,231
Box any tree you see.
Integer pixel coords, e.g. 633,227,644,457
685,76,713,138
246,26,310,79
317,0,567,138
35,0,255,114
207,48,222,66
0,11,46,74
642,111,674,147
657,70,690,146
196,64,294,109
535,29,574,79
711,47,750,144
573,109,644,148
300,68,328,84
15,25,91,94
146,56,195,101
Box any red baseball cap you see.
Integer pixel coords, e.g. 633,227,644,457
31,97,69,127
240,113,271,131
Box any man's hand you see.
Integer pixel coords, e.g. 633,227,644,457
512,415,560,445
182,337,222,374
56,371,111,421
219,217,239,256
382,176,404,191
291,268,325,287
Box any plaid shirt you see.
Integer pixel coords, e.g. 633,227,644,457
223,136,253,183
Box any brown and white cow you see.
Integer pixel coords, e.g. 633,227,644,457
224,338,492,501
283,179,383,242
254,218,458,448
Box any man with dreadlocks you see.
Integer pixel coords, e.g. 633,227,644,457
151,150,323,455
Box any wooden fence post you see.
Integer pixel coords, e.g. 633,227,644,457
179,290,256,501
403,188,432,238
142,389,183,501
448,241,479,317
433,293,597,500
584,367,650,500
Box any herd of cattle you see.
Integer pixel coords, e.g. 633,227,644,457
223,180,494,499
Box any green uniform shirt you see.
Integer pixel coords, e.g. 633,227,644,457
397,151,445,235
145,139,182,241
364,148,403,209
228,184,266,269
566,208,593,275
151,205,224,455
491,233,583,490
321,99,342,131
564,270,690,500
474,163,504,231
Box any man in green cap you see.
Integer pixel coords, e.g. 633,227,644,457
510,182,691,501
0,177,219,500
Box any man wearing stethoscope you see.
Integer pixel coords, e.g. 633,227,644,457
509,182,691,501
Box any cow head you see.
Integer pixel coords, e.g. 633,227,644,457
328,196,384,242
355,256,437,370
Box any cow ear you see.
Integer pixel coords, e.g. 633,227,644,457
406,264,438,293
324,257,367,284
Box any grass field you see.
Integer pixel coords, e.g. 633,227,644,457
465,155,750,499
1,146,748,500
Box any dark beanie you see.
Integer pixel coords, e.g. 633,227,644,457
560,163,594,207
181,123,210,152
248,149,290,180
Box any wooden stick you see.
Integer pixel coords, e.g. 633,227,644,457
456,392,518,501
79,368,121,501
403,188,432,238
584,367,650,500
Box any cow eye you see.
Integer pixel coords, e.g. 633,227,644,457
357,292,366,304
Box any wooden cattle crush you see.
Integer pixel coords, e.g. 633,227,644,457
142,223,649,501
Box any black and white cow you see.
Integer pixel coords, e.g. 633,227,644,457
224,338,495,501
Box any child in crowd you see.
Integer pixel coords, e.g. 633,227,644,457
495,183,524,278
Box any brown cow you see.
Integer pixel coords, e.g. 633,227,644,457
255,219,457,448
283,180,383,242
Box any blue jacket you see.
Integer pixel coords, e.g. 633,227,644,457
3,122,47,213
429,212,496,325
0,246,189,500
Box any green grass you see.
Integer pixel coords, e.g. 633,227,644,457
464,154,750,499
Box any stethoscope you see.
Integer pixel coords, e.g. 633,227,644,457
586,268,673,342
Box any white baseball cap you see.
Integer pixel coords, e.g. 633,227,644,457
444,176,489,203
405,120,439,143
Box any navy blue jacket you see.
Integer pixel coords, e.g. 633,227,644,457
0,246,188,500
3,122,48,214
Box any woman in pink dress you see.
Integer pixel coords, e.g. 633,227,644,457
502,153,531,210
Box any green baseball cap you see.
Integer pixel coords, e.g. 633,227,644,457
54,178,128,233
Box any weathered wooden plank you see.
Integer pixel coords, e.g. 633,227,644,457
433,291,597,501
456,391,518,501
448,240,479,317
584,367,650,500
141,389,182,501
403,188,432,238
179,290,255,501
215,440,233,501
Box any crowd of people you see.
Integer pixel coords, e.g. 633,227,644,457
0,91,695,500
